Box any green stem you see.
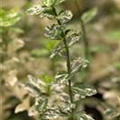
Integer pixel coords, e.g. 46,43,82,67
63,35,73,103
52,7,74,119
52,6,73,103
80,18,90,69
74,0,90,75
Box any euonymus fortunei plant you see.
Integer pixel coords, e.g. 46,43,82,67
25,0,97,120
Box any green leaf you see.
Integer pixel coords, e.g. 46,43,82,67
0,8,21,27
26,5,42,15
40,74,54,85
106,29,120,41
71,57,89,74
114,62,120,70
72,83,97,101
66,32,81,46
40,6,55,19
46,40,59,52
40,108,61,120
24,82,42,97
54,0,66,6
55,71,69,84
90,45,110,53
81,7,98,24
74,112,95,120
35,97,48,113
43,0,66,7
50,42,64,58
27,5,55,19
57,10,73,24
50,31,81,58
104,106,120,118
31,49,49,57
44,24,62,40
24,75,47,97
43,0,56,7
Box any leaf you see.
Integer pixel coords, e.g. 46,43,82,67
45,40,59,52
59,103,75,116
74,112,95,120
43,0,56,7
43,0,66,7
15,97,30,113
57,10,73,24
31,49,49,57
35,97,48,113
66,32,81,46
54,0,66,6
44,24,62,40
50,42,64,58
114,62,120,70
55,71,69,84
26,5,42,15
71,57,89,74
4,70,18,86
40,6,55,19
27,5,55,19
40,108,61,120
0,8,21,27
106,29,120,41
81,7,98,24
28,106,38,116
8,39,24,53
72,83,97,100
24,75,47,97
50,31,81,58
104,106,120,118
40,74,54,85
25,82,42,97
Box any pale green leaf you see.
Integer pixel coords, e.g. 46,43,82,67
50,31,81,58
104,106,120,118
40,108,61,120
35,97,48,112
57,10,73,24
75,112,95,120
81,7,98,24
72,83,97,100
44,24,62,40
55,71,69,84
27,5,55,19
71,57,89,74
0,8,21,27
43,0,66,7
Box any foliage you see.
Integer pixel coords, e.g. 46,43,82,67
25,0,97,120
0,8,24,86
0,8,21,27
0,8,27,120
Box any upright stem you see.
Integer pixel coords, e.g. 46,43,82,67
63,35,73,103
52,7,74,119
80,18,90,70
74,0,90,75
52,6,73,103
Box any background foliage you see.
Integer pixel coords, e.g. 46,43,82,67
0,0,120,120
